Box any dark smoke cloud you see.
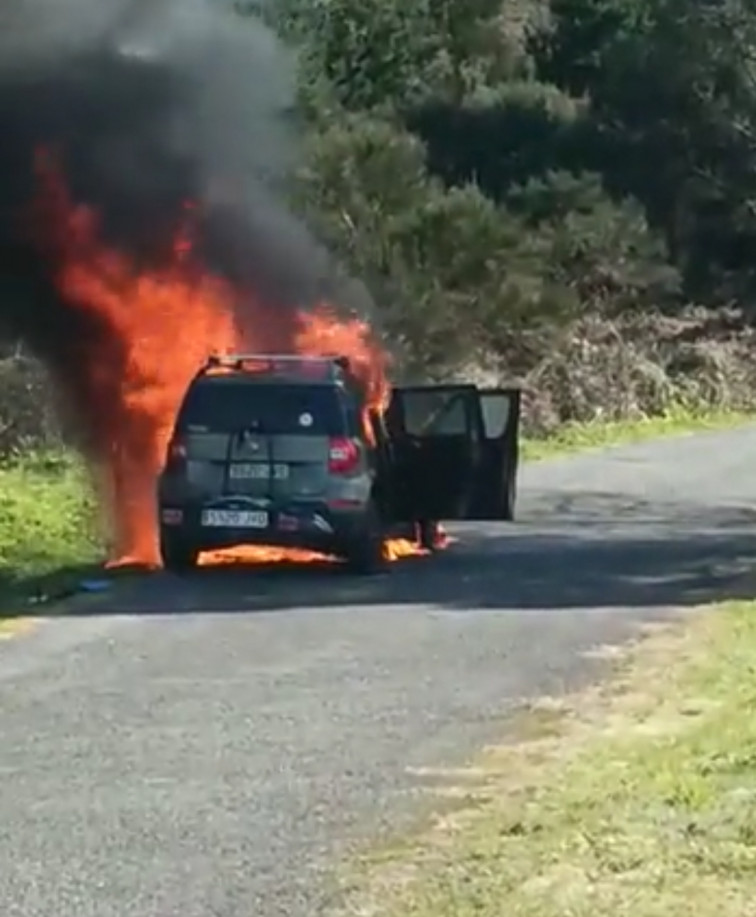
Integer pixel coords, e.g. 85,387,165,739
0,0,369,346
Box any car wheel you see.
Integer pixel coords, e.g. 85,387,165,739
344,504,387,575
160,532,199,573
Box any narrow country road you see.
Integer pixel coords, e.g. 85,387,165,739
2,425,756,917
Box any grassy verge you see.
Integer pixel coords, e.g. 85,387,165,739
0,451,103,625
521,406,753,461
339,601,756,917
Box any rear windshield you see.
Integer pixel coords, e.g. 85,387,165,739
175,380,347,436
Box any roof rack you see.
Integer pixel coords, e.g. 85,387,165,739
197,352,352,382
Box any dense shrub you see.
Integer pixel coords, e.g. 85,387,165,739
281,0,756,413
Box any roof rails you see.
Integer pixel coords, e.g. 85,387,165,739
197,352,352,382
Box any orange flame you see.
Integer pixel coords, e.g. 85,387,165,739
29,150,441,568
295,308,390,444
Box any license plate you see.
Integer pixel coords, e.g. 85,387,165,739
201,509,269,528
228,463,289,480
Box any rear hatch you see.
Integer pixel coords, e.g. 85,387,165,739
174,378,347,501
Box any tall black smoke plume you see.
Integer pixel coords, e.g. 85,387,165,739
0,0,359,351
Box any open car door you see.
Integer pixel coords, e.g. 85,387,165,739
468,387,521,520
385,384,521,523
385,385,483,521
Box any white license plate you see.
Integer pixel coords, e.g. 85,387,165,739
228,463,289,480
201,509,269,528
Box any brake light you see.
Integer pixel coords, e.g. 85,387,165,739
328,437,360,474
166,437,187,467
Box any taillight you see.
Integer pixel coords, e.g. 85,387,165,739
166,437,187,468
328,437,360,474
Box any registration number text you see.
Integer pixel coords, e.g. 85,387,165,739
201,509,268,528
229,463,289,480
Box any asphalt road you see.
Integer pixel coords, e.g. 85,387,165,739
3,425,756,917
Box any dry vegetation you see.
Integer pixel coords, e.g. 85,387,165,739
521,307,756,434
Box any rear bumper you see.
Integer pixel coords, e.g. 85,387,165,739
158,497,371,552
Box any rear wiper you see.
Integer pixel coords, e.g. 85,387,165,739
236,420,266,444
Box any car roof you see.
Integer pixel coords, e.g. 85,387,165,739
192,373,337,387
186,353,366,399
196,353,349,383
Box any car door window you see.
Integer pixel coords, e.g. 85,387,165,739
479,394,511,438
402,391,468,436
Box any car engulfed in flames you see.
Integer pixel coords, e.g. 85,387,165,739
28,150,456,571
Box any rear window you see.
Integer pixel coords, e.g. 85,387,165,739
175,380,347,436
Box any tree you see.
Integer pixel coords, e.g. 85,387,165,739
294,0,507,112
293,113,585,374
530,0,756,301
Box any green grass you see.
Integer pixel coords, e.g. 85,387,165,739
0,450,103,619
521,406,753,461
339,603,756,917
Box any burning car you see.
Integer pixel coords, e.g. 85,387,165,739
157,351,521,574
0,0,524,574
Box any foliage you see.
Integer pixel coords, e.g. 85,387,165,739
0,450,101,612
0,347,65,456
530,0,756,302
295,113,582,375
272,0,756,417
293,0,509,111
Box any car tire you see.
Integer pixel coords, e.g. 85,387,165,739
343,503,386,575
160,532,199,573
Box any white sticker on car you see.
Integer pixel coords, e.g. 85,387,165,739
299,412,313,427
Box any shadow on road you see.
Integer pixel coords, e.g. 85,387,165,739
7,492,756,619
